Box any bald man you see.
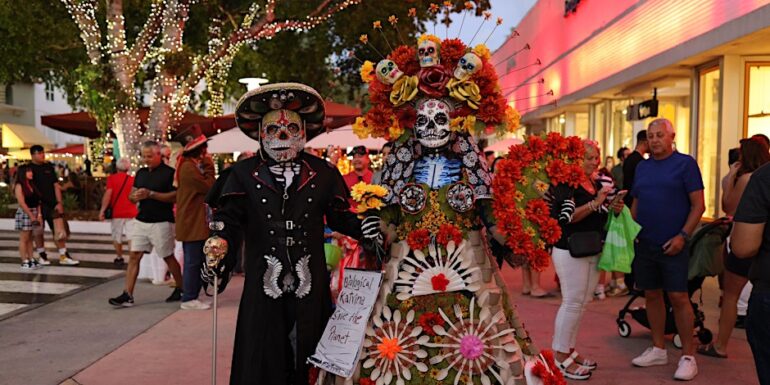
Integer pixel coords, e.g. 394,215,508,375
629,118,705,381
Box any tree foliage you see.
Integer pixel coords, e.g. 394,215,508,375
0,0,491,110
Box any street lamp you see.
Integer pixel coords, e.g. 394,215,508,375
238,77,269,91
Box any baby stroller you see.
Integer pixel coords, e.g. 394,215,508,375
616,217,732,348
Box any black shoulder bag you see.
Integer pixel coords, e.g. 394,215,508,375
568,232,603,258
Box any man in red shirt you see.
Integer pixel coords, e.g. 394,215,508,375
342,145,373,189
99,158,138,265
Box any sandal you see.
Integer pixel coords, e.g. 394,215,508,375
555,354,592,380
697,343,728,358
530,291,557,299
571,351,598,370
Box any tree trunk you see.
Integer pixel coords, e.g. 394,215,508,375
147,0,190,143
113,108,142,163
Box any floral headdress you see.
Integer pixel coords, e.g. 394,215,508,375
354,32,519,142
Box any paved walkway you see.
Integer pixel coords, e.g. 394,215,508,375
68,266,759,384
0,237,759,384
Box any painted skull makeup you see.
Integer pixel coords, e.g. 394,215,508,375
260,109,305,162
418,39,440,67
375,59,404,85
414,98,452,149
454,52,482,80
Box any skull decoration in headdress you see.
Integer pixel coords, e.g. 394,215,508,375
234,83,326,162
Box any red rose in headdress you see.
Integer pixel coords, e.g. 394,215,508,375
418,65,452,98
388,45,420,76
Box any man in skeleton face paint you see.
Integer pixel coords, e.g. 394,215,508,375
202,83,382,385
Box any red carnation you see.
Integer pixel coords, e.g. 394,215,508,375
471,62,499,96
508,144,533,165
388,45,420,76
394,105,417,129
546,132,569,153
441,38,467,68
418,65,452,98
407,229,431,251
566,164,585,188
431,273,450,292
359,378,376,385
366,105,392,130
477,96,507,125
418,312,445,336
528,135,547,160
566,136,585,159
539,218,562,244
525,199,550,223
546,159,569,184
436,224,463,246
368,78,392,108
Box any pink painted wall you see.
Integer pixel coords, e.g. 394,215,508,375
493,0,770,115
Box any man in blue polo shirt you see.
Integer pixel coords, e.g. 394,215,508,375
629,118,705,381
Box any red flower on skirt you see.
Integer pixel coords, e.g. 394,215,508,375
431,273,450,292
418,312,446,336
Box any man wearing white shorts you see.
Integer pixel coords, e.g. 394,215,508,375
109,141,183,307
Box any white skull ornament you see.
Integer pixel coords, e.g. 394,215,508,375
414,99,452,149
454,52,482,80
375,59,404,85
260,109,306,162
418,38,440,68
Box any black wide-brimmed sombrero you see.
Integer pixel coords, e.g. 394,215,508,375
235,82,326,141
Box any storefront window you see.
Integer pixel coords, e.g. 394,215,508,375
746,63,770,138
697,67,720,218
575,112,589,139
610,100,634,158
547,115,565,134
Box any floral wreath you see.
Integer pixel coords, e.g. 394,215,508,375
354,30,519,141
492,133,585,271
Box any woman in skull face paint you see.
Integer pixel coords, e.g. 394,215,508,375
203,83,381,385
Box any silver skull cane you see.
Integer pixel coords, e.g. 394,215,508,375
204,222,228,385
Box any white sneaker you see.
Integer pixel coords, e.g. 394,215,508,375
36,257,51,266
674,355,698,381
632,346,668,367
59,256,80,266
180,299,211,310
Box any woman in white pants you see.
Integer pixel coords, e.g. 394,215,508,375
547,140,623,380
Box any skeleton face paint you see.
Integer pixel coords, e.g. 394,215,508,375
454,52,482,80
260,109,305,162
418,39,440,68
414,99,451,149
375,59,404,85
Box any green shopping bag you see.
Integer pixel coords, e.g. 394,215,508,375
599,206,641,273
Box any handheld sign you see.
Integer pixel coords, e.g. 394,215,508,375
309,269,383,378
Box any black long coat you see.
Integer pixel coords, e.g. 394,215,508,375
214,153,363,385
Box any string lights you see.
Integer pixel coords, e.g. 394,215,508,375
62,0,361,168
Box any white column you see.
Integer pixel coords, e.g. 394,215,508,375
564,112,576,136
719,55,743,214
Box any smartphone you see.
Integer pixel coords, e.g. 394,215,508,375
609,190,628,206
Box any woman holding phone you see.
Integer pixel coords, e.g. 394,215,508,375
14,165,43,269
547,140,624,380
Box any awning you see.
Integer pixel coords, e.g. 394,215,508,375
1,123,54,149
50,144,85,155
306,125,387,150
41,109,216,139
42,101,361,140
